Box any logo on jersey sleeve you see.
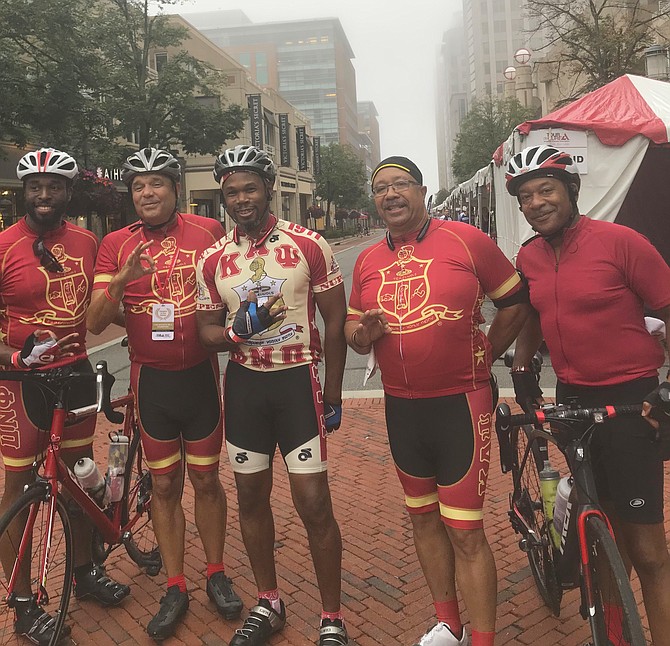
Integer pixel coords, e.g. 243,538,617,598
378,245,463,334
32,245,89,327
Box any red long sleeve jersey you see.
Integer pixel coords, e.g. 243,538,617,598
348,220,523,398
517,217,670,386
0,217,98,365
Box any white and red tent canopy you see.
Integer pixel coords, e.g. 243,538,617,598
492,74,670,261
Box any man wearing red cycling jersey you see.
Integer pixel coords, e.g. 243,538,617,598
346,156,529,646
196,144,348,646
87,148,241,641
0,148,130,645
507,145,670,646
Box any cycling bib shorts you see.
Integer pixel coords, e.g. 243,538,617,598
557,376,664,524
224,361,327,475
0,359,96,472
131,356,223,475
385,383,493,530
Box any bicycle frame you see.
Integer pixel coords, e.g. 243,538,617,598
5,386,145,606
511,421,615,584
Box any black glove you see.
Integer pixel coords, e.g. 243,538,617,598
231,298,276,339
511,369,542,413
644,381,670,460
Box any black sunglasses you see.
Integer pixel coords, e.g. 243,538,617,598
33,238,64,273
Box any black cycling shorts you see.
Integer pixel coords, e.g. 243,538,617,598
131,357,223,474
556,376,664,524
223,361,327,474
0,358,96,471
385,384,493,529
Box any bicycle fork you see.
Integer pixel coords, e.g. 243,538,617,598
577,508,613,621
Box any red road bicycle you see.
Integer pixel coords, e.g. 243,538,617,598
0,361,161,645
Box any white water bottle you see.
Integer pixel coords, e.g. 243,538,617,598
74,458,110,507
553,476,573,537
106,433,129,503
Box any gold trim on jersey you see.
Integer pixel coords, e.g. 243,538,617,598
488,272,521,301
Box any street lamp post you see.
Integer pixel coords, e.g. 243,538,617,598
645,45,670,81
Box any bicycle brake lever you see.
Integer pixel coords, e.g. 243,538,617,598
95,361,124,424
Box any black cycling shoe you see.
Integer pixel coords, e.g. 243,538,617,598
206,572,243,620
74,563,130,606
14,597,71,645
319,618,349,645
229,599,286,646
146,585,189,642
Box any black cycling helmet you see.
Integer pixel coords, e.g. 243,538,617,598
121,148,181,186
506,145,580,197
213,145,276,186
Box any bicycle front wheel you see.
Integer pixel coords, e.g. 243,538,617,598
584,515,645,646
0,485,73,645
510,425,562,616
121,426,161,576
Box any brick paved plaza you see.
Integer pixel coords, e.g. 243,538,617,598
8,396,669,645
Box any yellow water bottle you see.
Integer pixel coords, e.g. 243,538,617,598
539,460,561,548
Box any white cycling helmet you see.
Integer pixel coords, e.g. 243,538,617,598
213,145,276,185
121,147,181,186
17,148,79,181
506,145,580,197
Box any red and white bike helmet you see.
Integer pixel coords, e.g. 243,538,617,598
505,145,580,197
17,148,79,181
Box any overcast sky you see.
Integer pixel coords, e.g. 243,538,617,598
178,0,461,195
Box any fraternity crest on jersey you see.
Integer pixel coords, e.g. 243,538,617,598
378,245,463,334
130,239,198,317
30,245,89,327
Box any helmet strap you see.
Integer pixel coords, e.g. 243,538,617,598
142,208,178,232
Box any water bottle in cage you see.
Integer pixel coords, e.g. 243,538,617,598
74,458,111,507
106,432,130,503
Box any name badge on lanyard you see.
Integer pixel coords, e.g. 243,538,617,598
152,303,175,341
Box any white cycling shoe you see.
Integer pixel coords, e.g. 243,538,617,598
413,622,470,646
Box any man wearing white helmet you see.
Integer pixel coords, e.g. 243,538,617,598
0,148,130,644
87,147,241,641
508,144,670,645
196,144,348,646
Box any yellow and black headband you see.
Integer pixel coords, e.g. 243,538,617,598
371,156,423,185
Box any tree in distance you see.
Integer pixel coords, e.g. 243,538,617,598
452,96,536,184
525,0,668,102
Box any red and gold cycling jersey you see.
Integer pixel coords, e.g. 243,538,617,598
94,213,224,370
348,219,523,398
0,217,98,363
197,215,343,372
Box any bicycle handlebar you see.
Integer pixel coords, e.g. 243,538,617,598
494,401,643,473
0,361,123,424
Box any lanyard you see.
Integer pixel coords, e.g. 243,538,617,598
139,229,180,303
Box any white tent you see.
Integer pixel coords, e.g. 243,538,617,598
491,74,670,263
